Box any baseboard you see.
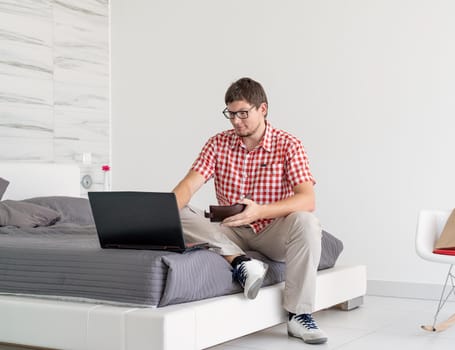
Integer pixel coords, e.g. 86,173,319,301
367,280,448,300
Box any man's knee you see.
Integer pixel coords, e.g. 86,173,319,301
286,211,322,244
288,211,320,230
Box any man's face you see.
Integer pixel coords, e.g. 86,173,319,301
226,100,268,138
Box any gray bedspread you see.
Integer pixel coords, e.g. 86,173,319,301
0,224,343,307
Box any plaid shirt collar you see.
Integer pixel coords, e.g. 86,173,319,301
229,121,273,152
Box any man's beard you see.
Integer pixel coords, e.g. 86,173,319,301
234,122,261,138
235,129,253,137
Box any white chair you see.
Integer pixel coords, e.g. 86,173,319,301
415,209,455,329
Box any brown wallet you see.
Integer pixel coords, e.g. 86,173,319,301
204,203,246,222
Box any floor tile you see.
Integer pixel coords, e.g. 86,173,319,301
206,296,455,350
334,329,455,350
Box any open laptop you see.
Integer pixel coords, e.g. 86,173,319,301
88,191,209,253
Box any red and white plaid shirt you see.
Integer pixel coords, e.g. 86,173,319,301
192,122,315,233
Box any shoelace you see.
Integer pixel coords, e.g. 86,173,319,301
294,314,319,330
232,262,247,286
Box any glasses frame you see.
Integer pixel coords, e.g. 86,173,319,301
222,105,255,120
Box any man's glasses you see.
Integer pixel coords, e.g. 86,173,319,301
222,106,255,120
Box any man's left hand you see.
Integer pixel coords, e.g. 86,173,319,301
221,198,262,227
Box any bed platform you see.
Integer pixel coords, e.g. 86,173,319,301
0,265,366,350
0,162,367,350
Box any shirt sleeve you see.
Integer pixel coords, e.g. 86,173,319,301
286,141,316,187
191,137,217,181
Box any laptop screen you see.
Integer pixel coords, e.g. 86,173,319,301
88,191,186,249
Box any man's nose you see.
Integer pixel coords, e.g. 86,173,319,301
232,114,244,122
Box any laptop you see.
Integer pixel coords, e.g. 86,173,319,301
88,191,209,253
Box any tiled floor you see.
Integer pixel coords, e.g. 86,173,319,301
207,295,455,350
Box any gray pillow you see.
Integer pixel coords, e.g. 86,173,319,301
159,230,344,306
248,230,343,271
23,196,94,225
0,200,61,228
319,229,344,270
0,177,9,200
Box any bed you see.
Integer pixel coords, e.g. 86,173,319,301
0,162,367,350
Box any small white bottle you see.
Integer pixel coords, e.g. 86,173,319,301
102,165,111,191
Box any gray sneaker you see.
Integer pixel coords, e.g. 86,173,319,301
288,313,328,344
232,259,268,299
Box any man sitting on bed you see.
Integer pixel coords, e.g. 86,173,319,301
172,77,327,345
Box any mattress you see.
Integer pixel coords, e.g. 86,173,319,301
0,224,343,307
0,194,343,307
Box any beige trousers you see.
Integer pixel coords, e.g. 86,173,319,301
180,205,322,314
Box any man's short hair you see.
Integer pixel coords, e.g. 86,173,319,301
225,77,268,108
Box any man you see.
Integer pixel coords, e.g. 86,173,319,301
172,77,327,344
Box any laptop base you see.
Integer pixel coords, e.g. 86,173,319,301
103,242,210,253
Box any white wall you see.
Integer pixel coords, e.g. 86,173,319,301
111,0,455,289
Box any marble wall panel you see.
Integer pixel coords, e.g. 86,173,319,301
54,82,108,111
0,105,53,138
0,103,53,160
0,136,53,161
0,1,53,161
0,1,52,18
53,109,108,163
53,0,109,87
0,0,110,193
53,0,109,190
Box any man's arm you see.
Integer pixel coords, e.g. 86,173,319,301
259,181,315,216
222,181,315,227
172,170,206,210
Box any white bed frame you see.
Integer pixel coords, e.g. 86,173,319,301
0,162,367,350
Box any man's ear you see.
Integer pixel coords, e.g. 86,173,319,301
259,102,268,118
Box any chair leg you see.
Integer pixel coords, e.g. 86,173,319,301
431,264,455,330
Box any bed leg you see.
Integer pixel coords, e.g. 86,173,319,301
338,296,364,311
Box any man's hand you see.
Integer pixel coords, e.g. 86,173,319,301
220,182,316,227
221,198,263,227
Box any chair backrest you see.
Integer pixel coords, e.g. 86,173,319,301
415,209,455,264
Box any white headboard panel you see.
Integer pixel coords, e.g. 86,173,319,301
1,163,81,200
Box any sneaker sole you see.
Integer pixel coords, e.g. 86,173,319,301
246,277,263,299
288,331,328,344
245,263,269,300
